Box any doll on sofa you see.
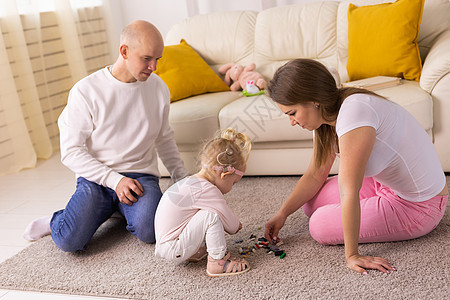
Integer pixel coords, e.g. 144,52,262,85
218,63,267,94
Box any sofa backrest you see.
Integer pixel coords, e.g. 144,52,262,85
165,2,340,81
165,0,450,84
165,10,257,73
419,0,450,59
253,2,339,80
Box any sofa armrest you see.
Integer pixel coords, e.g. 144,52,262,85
420,29,450,93
421,29,450,171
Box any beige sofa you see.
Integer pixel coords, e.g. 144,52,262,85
158,0,450,176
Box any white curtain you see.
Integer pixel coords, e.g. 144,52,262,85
0,0,117,176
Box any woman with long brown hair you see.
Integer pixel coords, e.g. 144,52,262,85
264,59,448,275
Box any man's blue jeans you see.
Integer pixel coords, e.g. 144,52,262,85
50,173,162,252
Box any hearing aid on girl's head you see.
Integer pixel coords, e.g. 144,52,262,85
216,148,233,166
215,148,233,178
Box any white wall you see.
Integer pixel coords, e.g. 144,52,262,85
108,0,190,40
108,0,337,40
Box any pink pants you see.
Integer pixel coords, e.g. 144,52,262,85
302,176,448,245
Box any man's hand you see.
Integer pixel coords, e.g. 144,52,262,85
116,177,144,206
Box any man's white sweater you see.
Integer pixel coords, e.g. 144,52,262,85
58,67,187,190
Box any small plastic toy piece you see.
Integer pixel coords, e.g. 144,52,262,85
242,89,265,97
234,232,286,259
269,244,279,251
274,250,284,256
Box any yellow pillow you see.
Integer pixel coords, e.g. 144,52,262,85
155,39,229,102
347,0,424,82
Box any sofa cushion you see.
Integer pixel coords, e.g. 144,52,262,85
218,82,432,143
254,2,339,81
164,11,257,72
346,0,424,82
169,92,243,144
218,95,312,142
375,80,433,132
154,39,229,102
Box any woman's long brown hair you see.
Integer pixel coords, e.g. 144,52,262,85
267,59,381,168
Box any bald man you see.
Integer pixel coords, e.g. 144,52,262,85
24,20,187,252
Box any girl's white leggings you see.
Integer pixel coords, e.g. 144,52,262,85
155,210,227,261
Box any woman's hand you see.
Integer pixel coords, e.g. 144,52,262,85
346,254,396,275
264,212,287,243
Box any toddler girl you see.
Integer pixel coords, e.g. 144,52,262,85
154,128,251,277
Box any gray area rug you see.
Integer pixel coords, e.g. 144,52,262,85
1,176,449,299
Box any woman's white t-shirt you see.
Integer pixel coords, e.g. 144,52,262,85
336,94,445,202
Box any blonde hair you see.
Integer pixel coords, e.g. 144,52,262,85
198,128,252,180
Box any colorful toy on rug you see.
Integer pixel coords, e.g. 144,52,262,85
218,63,267,96
235,232,286,259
